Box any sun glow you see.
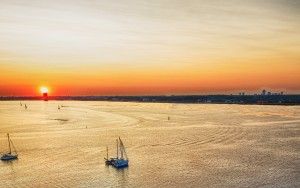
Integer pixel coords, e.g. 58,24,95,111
40,86,49,94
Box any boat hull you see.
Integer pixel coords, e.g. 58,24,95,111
105,158,128,168
1,153,18,161
112,159,128,168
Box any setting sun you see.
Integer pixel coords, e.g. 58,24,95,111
40,87,49,94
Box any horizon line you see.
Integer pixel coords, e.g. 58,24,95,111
1,94,300,97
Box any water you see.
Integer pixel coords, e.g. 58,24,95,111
0,101,299,187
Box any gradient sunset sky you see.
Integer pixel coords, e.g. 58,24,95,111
0,0,299,96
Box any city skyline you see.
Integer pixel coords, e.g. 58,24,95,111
1,0,300,96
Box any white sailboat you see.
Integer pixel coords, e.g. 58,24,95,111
1,133,18,161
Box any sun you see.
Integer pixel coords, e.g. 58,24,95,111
40,86,49,94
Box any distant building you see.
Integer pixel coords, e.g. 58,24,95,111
262,89,266,95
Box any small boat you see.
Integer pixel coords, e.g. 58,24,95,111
58,105,60,110
1,133,18,161
24,104,27,109
105,137,128,168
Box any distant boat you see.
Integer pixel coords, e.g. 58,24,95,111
105,137,129,168
58,105,60,110
1,133,18,161
20,102,22,106
24,104,27,109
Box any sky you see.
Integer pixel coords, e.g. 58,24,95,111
0,0,299,96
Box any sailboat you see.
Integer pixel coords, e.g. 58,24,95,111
1,133,18,161
105,137,128,168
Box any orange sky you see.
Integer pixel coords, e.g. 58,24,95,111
0,0,299,96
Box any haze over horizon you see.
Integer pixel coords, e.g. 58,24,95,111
1,0,300,96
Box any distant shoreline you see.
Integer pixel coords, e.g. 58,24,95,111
1,95,300,105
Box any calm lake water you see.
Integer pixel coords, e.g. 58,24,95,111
0,101,299,187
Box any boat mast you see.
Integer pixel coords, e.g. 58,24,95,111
116,139,119,159
106,146,108,159
10,140,18,155
119,137,128,160
7,133,11,154
119,137,124,159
